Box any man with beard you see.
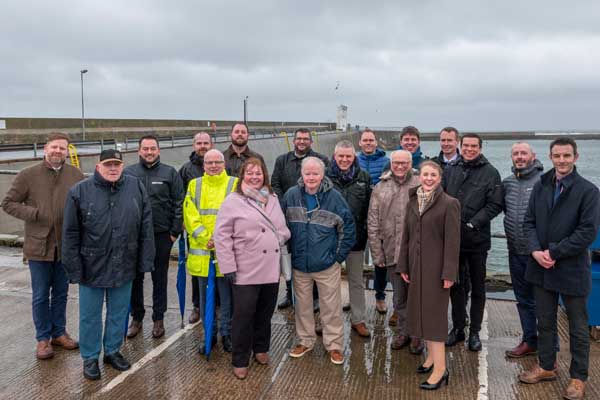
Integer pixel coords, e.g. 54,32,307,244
272,128,329,310
433,127,461,168
124,135,184,339
223,122,264,177
179,132,213,323
2,132,84,359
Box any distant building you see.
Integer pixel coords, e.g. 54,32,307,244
336,105,348,132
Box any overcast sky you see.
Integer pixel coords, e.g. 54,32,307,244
2,1,599,131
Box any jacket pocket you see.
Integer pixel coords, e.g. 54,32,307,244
23,231,49,258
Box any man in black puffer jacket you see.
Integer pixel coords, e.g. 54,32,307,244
62,149,155,380
124,135,184,339
326,140,371,338
442,133,503,352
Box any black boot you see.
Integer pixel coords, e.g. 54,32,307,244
222,335,232,353
103,352,131,371
468,332,482,352
445,328,465,347
83,359,101,380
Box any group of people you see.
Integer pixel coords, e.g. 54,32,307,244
2,123,599,399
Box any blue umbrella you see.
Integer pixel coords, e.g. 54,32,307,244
176,235,187,328
203,256,217,361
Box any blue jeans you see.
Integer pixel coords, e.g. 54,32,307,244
79,282,132,361
508,252,538,347
29,260,69,341
198,277,232,337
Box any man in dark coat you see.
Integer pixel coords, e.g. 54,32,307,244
178,131,213,324
62,149,155,380
272,128,329,309
326,140,371,338
432,127,460,168
1,132,84,359
502,142,546,358
223,122,264,177
442,133,503,351
518,137,600,400
124,135,184,339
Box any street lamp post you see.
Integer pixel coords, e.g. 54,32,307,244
243,96,248,124
80,69,88,141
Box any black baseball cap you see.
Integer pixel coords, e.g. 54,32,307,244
99,149,123,164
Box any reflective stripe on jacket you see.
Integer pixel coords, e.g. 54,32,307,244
183,170,237,277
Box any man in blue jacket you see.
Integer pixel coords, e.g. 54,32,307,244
357,129,389,186
519,137,600,400
397,126,427,168
62,149,155,381
282,157,355,365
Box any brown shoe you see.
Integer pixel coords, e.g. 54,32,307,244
51,333,79,350
506,341,537,358
388,312,399,326
409,338,425,355
233,367,248,380
127,320,142,339
518,364,558,384
375,300,388,314
254,352,270,365
152,320,165,338
391,334,410,350
188,307,200,324
289,344,312,358
36,340,54,359
563,378,585,400
351,322,371,338
329,350,344,365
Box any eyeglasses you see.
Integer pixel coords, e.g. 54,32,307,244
204,161,224,166
391,161,411,166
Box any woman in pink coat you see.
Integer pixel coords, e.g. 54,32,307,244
214,157,291,380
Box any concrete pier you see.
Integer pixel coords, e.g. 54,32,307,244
1,251,599,399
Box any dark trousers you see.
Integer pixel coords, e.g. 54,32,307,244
28,258,69,341
231,283,278,367
131,231,173,321
535,286,589,380
450,251,487,333
373,265,388,300
508,252,538,347
191,276,200,308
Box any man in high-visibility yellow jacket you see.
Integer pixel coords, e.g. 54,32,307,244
183,149,237,354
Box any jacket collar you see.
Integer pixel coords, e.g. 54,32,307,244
202,169,230,185
408,185,444,216
540,166,579,188
93,170,124,189
456,154,489,168
189,151,204,166
138,156,161,169
227,144,253,157
358,148,386,160
512,159,543,179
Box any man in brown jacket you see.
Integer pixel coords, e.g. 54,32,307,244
368,150,423,354
2,132,84,359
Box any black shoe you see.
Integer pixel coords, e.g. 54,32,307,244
417,363,433,374
222,335,232,353
445,328,465,347
342,303,351,312
313,300,320,314
278,297,292,310
83,359,101,380
198,338,216,355
103,352,131,371
468,332,482,352
420,369,449,390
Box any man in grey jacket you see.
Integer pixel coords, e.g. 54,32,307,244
502,142,544,358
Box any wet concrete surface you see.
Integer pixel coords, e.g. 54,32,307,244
1,255,599,399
